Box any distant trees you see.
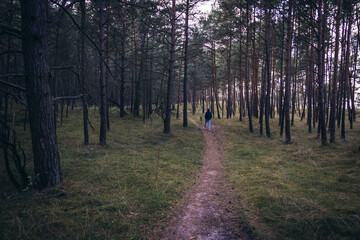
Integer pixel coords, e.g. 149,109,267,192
198,0,359,145
0,0,359,189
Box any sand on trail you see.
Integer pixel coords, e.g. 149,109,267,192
150,118,252,240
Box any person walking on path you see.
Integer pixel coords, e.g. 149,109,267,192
204,108,212,130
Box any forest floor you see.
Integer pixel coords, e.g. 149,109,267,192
151,118,253,240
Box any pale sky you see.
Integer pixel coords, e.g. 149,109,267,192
196,0,217,16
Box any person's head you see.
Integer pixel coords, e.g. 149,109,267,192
207,108,210,112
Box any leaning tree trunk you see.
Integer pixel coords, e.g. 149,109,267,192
20,0,62,188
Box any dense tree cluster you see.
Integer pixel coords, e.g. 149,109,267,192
0,0,359,188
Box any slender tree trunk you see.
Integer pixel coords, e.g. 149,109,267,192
98,0,107,145
329,0,342,143
238,19,243,122
192,70,197,115
20,0,62,187
342,4,353,139
212,42,221,119
120,7,127,118
284,0,293,143
80,0,89,145
265,0,271,137
134,27,147,117
271,29,276,118
176,45,184,120
245,3,253,133
291,46,298,126
183,0,189,127
259,62,265,136
227,34,232,119
279,19,285,135
131,22,137,114
105,13,110,131
317,0,328,145
164,0,176,133
251,11,259,119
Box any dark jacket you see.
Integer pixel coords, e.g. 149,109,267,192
205,110,212,121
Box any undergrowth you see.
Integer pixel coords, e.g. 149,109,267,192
0,107,204,239
213,111,360,240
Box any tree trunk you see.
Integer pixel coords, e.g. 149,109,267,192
238,18,243,122
291,46,298,126
212,42,221,119
20,0,62,188
227,34,232,119
265,0,271,137
176,45,184,120
131,22,137,114
342,4,353,139
164,0,176,134
120,7,127,118
80,0,89,145
98,0,107,146
279,19,285,135
105,13,110,131
259,61,265,136
317,0,328,145
134,27,147,117
245,3,253,133
183,0,189,127
284,0,293,144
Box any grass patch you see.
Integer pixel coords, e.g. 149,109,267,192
215,111,360,239
0,107,204,239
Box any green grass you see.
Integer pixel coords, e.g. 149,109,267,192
0,107,204,239
2,104,360,239
213,111,360,240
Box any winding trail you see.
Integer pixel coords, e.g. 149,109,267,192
151,118,252,240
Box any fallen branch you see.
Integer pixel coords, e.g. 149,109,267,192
53,94,85,102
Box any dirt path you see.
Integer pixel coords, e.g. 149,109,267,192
151,118,252,240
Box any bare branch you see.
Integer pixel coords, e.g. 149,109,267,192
0,79,26,91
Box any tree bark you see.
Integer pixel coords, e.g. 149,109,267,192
20,0,62,188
